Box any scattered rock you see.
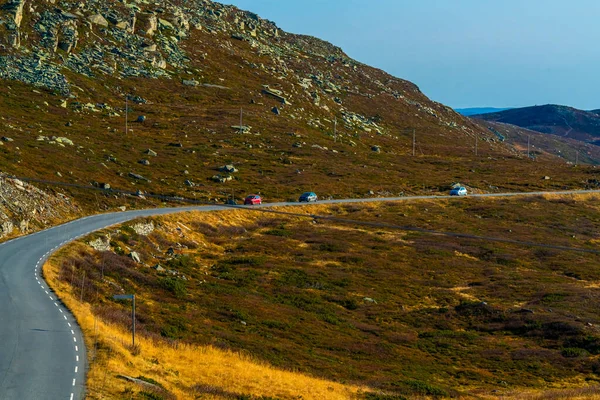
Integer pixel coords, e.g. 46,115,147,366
182,79,199,87
211,174,232,183
137,115,146,123
371,145,381,153
88,236,111,252
139,159,150,166
132,221,154,236
129,251,141,263
144,149,157,157
88,14,109,27
219,165,238,173
271,106,280,115
128,172,150,182
231,125,251,133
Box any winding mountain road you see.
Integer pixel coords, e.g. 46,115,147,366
0,189,598,399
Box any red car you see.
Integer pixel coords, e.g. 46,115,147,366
244,194,262,205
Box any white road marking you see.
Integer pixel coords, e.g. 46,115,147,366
68,322,71,327
71,330,74,335
63,315,67,320
73,337,76,342
76,355,79,362
74,366,78,373
75,345,78,352
54,302,58,307
49,296,53,300
59,309,64,313
72,378,76,386
70,394,74,400
44,290,48,294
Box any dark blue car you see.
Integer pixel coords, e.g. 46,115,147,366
299,192,318,202
450,187,467,196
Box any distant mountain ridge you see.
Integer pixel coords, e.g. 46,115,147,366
455,107,512,116
472,104,600,142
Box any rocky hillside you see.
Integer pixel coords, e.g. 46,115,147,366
0,0,593,205
0,174,79,237
473,104,600,142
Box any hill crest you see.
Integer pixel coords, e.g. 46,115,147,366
473,104,600,142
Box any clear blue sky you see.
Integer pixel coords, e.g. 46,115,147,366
223,0,600,110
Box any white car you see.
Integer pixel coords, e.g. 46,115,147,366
450,187,467,196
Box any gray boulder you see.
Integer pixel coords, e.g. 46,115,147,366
88,14,109,27
88,236,111,252
132,222,154,236
129,172,150,182
129,251,141,263
219,165,238,173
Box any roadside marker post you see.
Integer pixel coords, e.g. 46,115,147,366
113,294,135,347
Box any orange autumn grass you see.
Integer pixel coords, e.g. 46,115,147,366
43,244,369,400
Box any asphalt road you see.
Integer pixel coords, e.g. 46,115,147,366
0,189,598,399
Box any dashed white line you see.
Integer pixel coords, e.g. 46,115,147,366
49,296,53,300
76,355,79,362
71,330,74,335
72,378,76,386
75,345,78,352
44,290,48,295
70,393,74,400
68,322,71,327
59,309,64,314
54,302,58,307
63,315,67,320
74,366,78,373
73,337,76,342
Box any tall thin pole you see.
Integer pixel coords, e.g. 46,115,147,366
80,271,85,302
527,136,530,159
239,107,243,134
334,117,337,142
576,150,579,166
125,95,128,136
475,134,478,156
412,129,416,156
132,295,136,348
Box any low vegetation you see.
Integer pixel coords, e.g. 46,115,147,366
45,194,600,398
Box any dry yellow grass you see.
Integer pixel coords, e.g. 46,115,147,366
40,196,600,399
43,244,369,400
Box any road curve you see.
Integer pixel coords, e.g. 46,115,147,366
0,189,599,399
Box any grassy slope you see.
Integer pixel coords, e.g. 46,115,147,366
0,1,598,210
45,195,600,398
